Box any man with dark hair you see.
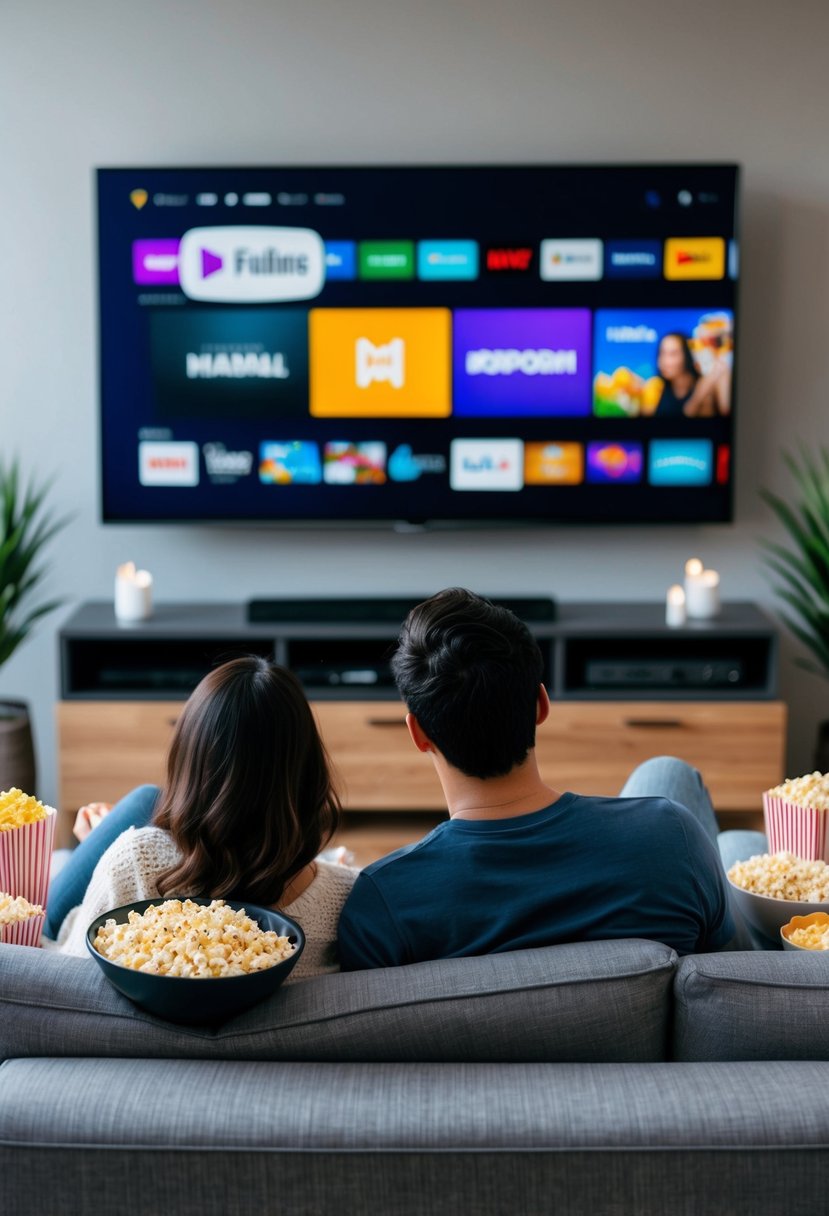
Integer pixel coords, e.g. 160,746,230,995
337,588,738,970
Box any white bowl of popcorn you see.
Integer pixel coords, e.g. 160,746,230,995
86,897,305,1024
727,852,829,945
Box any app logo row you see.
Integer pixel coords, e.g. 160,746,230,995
151,306,733,421
134,230,735,299
138,439,729,490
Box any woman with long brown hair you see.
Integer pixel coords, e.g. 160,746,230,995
45,657,357,979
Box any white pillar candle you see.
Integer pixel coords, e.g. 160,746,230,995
114,561,153,622
665,584,686,627
683,557,704,602
685,569,720,619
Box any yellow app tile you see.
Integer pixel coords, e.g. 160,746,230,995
310,308,451,417
664,238,725,280
525,442,584,485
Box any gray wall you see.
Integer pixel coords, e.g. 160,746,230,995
1,0,827,807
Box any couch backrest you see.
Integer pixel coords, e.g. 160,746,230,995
0,938,675,1063
674,952,829,1061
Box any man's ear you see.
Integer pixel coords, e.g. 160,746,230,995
537,684,551,726
406,712,434,754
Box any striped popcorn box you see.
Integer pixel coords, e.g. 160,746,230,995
0,912,46,948
763,793,829,862
0,807,57,945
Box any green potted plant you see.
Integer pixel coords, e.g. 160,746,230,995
762,445,829,770
0,459,67,793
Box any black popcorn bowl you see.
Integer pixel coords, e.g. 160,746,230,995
86,897,305,1025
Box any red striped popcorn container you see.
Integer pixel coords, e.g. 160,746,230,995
763,793,829,862
0,912,46,947
0,806,56,948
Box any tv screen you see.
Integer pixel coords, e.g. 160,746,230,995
97,164,739,525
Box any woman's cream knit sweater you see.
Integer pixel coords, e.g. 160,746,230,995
54,826,359,981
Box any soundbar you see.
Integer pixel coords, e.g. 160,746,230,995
248,596,557,624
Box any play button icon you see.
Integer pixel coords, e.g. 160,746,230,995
201,248,224,278
179,226,325,301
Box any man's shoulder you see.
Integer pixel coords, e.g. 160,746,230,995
575,791,687,825
356,822,450,883
574,791,706,854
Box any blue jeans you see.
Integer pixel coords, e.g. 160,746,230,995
44,784,160,939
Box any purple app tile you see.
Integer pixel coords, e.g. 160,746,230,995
586,442,644,484
453,308,591,417
132,239,181,285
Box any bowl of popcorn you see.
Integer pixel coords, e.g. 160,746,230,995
726,852,829,945
780,912,829,952
86,897,305,1024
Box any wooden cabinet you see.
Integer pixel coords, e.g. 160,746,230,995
57,702,180,817
56,600,787,846
537,701,786,811
57,697,786,838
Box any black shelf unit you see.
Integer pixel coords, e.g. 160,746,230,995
59,600,778,704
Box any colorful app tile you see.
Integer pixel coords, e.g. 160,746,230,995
150,308,309,421
417,240,478,280
716,444,731,485
258,441,321,485
648,440,713,486
133,239,180,285
539,239,603,281
323,442,387,485
324,241,357,281
586,442,643,484
593,308,734,419
604,240,662,279
664,237,725,280
485,245,534,274
309,308,451,418
524,442,584,485
178,226,325,302
450,439,524,491
453,309,591,418
358,241,415,280
388,445,447,483
138,441,199,487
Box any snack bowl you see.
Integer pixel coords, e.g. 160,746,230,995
780,911,829,952
86,897,304,1024
727,879,829,947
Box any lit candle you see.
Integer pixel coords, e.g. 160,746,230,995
114,561,153,622
685,569,720,619
684,557,703,595
666,584,686,627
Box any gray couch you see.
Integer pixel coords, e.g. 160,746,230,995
2,938,829,1215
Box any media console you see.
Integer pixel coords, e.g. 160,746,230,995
56,599,786,848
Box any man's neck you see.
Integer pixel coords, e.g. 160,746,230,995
437,755,561,821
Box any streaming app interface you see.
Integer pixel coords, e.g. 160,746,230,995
98,165,739,522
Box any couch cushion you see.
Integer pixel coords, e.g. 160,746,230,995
674,951,829,1061
0,938,675,1062
4,1059,829,1216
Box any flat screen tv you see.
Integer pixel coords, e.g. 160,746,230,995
97,164,739,525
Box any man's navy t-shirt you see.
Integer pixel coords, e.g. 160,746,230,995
337,793,734,970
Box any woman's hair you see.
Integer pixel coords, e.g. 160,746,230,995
660,332,699,380
152,656,340,905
